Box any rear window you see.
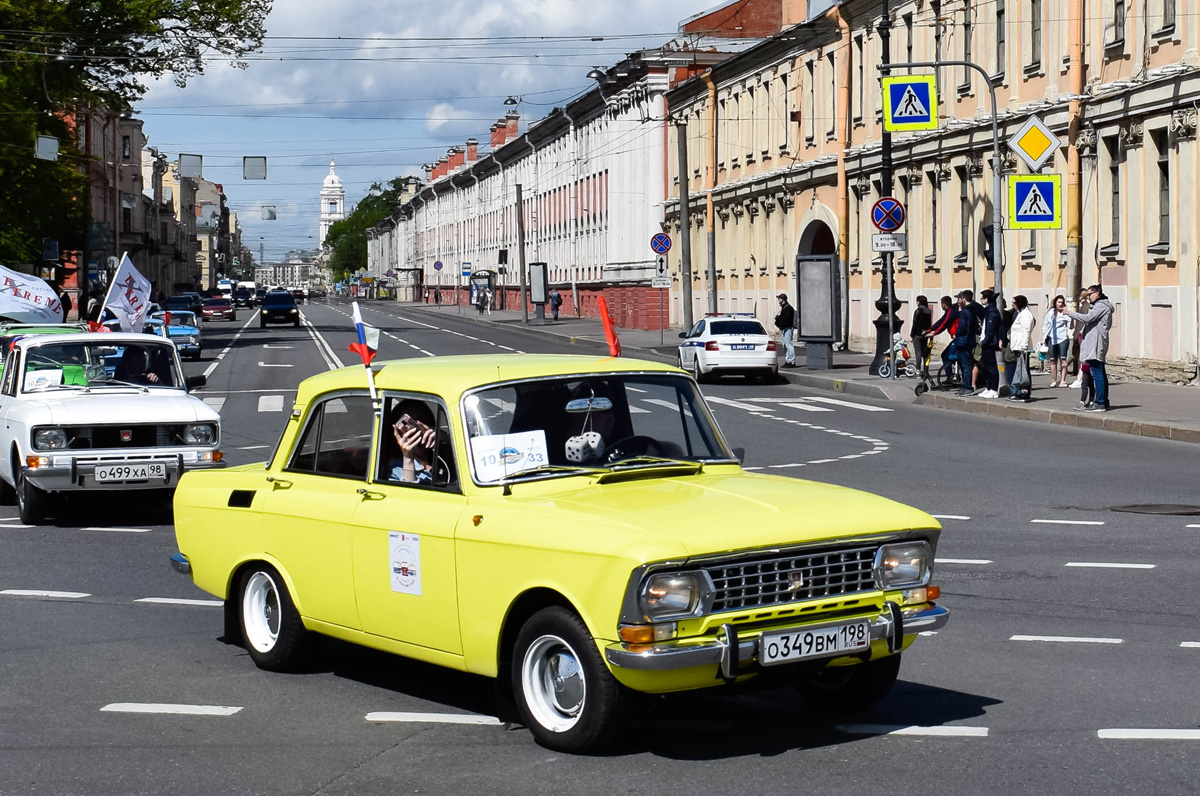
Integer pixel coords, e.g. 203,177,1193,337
263,294,296,308
165,297,190,309
710,320,765,336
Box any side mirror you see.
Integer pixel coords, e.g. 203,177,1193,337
186,374,206,391
731,447,745,464
678,332,687,339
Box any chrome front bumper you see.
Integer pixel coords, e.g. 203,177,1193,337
22,452,224,491
605,602,949,672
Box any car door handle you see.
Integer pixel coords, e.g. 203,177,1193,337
357,488,385,501
265,476,292,490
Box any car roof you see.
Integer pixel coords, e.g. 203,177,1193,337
16,331,175,346
294,355,681,406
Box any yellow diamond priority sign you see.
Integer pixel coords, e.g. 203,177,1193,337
1008,116,1062,172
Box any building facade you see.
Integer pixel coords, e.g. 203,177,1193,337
665,0,1200,380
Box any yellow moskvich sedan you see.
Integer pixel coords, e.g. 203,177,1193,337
171,355,947,752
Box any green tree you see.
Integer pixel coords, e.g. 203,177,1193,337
325,177,418,282
0,0,272,265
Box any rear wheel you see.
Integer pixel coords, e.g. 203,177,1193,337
16,468,46,525
795,654,902,712
512,606,621,752
239,565,310,671
293,319,300,327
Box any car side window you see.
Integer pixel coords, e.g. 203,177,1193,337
689,320,704,338
1,349,16,396
287,393,375,480
377,394,459,491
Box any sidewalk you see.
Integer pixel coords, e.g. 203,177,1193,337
397,300,1200,445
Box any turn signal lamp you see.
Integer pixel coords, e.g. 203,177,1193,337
619,623,676,643
26,455,50,469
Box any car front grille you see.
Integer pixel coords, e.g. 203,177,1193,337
704,544,878,613
63,425,183,449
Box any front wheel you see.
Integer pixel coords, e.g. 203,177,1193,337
795,654,902,712
239,565,310,671
877,361,892,379
17,469,46,525
260,320,266,328
512,606,621,753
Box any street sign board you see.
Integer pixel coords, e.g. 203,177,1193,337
1008,115,1061,172
871,197,906,232
461,262,472,276
655,255,668,277
433,260,443,271
651,276,671,289
871,233,907,252
650,233,672,254
882,75,938,132
1008,175,1062,230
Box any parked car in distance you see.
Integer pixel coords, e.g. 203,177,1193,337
202,298,236,322
170,355,948,753
0,332,222,524
150,311,202,360
259,291,299,327
678,313,778,382
308,287,326,299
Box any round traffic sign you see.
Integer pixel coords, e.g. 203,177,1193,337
433,261,443,271
650,233,672,255
871,197,906,232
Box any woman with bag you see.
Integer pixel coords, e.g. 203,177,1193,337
1006,295,1036,401
1041,294,1072,387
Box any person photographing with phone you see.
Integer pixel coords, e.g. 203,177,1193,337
386,400,438,484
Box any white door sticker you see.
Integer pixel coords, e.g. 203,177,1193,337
388,531,422,596
470,430,549,482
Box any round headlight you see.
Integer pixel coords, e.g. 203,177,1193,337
639,571,711,621
183,423,216,446
875,542,932,589
34,428,68,450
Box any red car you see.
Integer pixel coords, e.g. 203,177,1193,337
202,297,236,322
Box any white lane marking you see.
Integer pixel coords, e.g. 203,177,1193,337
1031,519,1105,526
936,558,993,565
381,330,434,358
1187,524,1200,529
1098,729,1200,740
1,589,90,599
836,724,988,737
1065,562,1155,570
365,712,502,726
0,517,25,522
931,515,971,521
768,463,806,469
806,458,839,464
102,703,242,716
802,397,894,412
1010,635,1122,644
0,523,34,528
628,405,652,414
238,445,271,451
257,361,294,368
262,344,293,349
839,454,864,459
626,386,648,393
202,397,226,413
258,395,285,413
81,527,150,534
301,313,343,371
135,597,223,607
203,312,258,379
780,402,835,413
1180,642,1200,648
644,398,687,411
742,466,765,471
706,396,772,412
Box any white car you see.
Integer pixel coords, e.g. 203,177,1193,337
0,332,224,524
677,313,778,382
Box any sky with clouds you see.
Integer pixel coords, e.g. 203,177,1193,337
137,0,704,263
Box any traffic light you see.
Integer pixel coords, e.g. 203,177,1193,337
982,225,994,269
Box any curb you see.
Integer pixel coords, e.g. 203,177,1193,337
776,371,897,401
916,391,1200,445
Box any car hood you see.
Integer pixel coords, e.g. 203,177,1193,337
25,391,218,425
502,470,937,560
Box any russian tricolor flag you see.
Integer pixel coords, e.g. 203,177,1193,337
348,301,380,366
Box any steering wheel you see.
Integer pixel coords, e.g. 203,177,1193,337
603,435,659,463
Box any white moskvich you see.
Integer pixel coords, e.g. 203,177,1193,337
0,332,223,524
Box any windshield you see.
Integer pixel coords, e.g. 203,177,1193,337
710,320,766,335
462,373,731,485
21,340,181,391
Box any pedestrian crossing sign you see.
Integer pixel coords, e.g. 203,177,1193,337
882,76,938,132
1008,175,1062,230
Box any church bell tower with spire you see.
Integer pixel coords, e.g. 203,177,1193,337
318,159,345,247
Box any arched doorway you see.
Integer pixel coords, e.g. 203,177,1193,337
798,220,836,256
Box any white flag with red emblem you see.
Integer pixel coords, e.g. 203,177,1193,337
102,253,152,333
0,264,65,323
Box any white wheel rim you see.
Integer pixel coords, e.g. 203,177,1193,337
242,571,281,653
521,634,586,733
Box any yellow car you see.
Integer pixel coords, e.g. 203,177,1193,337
171,355,947,752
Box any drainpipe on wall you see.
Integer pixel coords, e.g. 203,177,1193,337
702,72,718,313
1065,0,1084,301
828,4,852,348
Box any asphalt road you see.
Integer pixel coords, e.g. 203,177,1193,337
1,297,1198,795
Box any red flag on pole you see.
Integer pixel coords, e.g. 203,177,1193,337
598,296,621,357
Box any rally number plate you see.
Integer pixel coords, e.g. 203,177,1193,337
759,620,871,666
95,463,167,483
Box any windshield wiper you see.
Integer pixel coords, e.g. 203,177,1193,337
595,457,704,484
606,456,703,470
499,464,605,495
89,378,150,392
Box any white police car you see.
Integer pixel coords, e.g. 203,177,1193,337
677,313,778,382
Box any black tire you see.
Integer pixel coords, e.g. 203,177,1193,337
17,468,47,525
691,357,704,383
260,319,266,328
914,382,928,397
935,363,957,390
293,319,300,328
511,606,622,753
795,654,902,712
238,565,311,672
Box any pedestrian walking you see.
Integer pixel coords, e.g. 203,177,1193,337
977,289,1004,398
925,295,958,381
774,293,796,368
1006,295,1035,401
950,290,983,395
1041,295,1072,387
1064,284,1115,412
549,289,562,321
424,289,430,304
909,295,932,375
